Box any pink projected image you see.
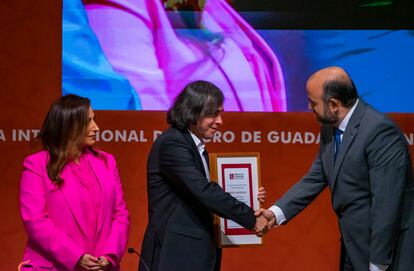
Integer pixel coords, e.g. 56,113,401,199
63,0,287,111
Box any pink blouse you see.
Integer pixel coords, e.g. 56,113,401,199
68,153,102,253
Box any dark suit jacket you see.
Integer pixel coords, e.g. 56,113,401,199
139,126,256,271
276,100,414,271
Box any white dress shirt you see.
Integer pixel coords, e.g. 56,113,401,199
189,130,210,181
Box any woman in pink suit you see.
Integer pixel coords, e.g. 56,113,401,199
19,94,130,271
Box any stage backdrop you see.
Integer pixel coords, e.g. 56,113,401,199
1,1,413,271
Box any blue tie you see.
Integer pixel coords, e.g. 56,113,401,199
334,128,343,161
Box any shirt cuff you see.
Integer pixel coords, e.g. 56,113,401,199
369,262,388,271
268,205,287,226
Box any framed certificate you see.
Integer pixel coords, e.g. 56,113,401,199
209,152,262,247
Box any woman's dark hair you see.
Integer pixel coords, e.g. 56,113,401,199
323,79,359,108
39,94,94,184
167,80,224,129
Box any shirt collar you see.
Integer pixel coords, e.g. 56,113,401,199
188,130,205,154
338,99,359,132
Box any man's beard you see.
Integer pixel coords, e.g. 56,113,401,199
316,105,338,125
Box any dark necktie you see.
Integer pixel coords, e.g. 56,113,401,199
202,149,210,169
334,128,343,161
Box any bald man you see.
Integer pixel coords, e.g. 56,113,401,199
257,67,414,271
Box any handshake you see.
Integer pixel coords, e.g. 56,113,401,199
251,187,277,237
252,208,276,237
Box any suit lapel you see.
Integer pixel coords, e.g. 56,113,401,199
181,129,207,178
321,126,335,188
59,151,110,239
60,163,88,237
203,149,210,169
86,151,109,238
331,101,366,191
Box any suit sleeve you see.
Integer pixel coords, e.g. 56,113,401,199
159,137,256,230
275,153,328,222
100,154,130,265
367,121,410,265
19,156,85,270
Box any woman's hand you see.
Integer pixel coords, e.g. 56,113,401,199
97,256,112,270
257,186,267,203
76,254,101,270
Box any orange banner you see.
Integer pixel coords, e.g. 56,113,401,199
1,111,413,270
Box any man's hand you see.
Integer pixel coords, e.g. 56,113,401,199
255,208,276,230
257,186,267,203
253,214,269,237
97,256,112,270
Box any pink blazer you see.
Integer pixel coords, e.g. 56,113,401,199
19,150,130,271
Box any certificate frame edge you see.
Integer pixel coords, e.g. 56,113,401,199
209,152,263,248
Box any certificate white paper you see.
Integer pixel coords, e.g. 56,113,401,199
209,153,262,247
